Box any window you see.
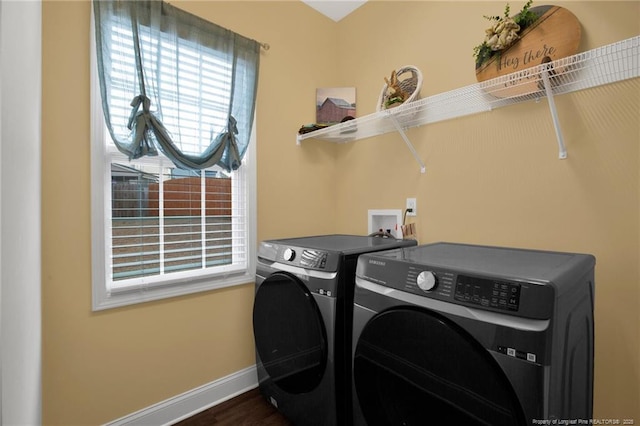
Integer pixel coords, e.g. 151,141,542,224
91,8,256,311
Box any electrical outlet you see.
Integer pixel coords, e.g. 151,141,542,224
406,198,417,216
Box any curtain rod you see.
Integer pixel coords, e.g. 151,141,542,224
260,42,270,51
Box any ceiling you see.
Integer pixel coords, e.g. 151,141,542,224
300,0,368,22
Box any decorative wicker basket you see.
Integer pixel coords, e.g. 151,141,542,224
377,65,423,111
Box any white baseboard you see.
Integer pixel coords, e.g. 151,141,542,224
105,365,259,426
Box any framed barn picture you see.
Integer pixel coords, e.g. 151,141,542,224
316,87,356,125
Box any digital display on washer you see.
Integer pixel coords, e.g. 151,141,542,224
454,275,521,311
300,250,328,269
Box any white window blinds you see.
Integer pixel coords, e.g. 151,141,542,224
108,158,247,288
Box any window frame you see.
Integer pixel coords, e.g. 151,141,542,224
90,11,256,311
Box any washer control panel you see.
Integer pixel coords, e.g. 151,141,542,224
454,275,521,312
299,249,328,269
357,257,554,319
376,264,458,302
277,246,330,270
258,242,342,272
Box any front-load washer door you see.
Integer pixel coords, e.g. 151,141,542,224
354,307,526,426
253,272,328,394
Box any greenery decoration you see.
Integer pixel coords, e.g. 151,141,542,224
473,0,538,67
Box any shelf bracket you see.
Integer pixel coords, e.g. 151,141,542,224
389,115,426,173
540,64,568,159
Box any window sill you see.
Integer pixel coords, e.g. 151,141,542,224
92,270,255,311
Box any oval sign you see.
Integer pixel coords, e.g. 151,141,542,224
475,5,581,98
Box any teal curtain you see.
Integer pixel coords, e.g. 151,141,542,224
93,0,260,171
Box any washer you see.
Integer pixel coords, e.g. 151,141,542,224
351,242,595,425
253,234,417,425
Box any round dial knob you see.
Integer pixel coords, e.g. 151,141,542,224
416,271,437,292
283,248,296,261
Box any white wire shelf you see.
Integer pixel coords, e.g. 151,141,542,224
297,35,640,173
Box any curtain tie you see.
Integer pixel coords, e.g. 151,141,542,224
127,94,158,159
128,94,152,130
218,115,241,171
227,115,238,136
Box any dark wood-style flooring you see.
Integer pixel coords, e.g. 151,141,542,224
174,388,293,426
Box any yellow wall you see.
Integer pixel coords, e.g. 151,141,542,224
41,1,639,424
42,1,339,424
332,1,640,421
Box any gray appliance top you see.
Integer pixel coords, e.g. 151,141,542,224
355,242,595,319
258,234,417,273
264,234,415,255
362,242,595,284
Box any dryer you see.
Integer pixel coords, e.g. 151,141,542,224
351,242,595,425
253,234,417,425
